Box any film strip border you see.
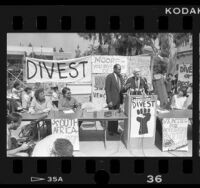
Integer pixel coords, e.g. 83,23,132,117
7,15,200,31
0,6,200,31
1,158,199,184
0,5,200,184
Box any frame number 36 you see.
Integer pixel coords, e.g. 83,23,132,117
147,175,162,183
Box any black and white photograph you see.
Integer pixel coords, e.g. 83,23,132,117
6,33,193,157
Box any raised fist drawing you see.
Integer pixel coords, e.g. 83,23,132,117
136,108,151,135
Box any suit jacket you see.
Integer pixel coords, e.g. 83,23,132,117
125,76,148,94
105,73,124,106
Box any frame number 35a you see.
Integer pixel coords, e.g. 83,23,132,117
147,175,162,183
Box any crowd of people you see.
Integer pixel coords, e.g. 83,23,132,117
7,83,82,157
7,64,192,157
104,64,193,136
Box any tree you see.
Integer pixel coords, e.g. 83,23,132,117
79,33,191,75
78,33,158,56
28,42,33,47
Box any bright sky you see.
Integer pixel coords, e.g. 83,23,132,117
7,33,92,57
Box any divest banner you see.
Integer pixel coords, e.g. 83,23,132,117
177,63,192,88
25,56,91,83
51,118,79,150
162,118,188,151
130,96,156,138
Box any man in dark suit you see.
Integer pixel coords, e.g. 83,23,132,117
105,64,130,136
125,68,149,95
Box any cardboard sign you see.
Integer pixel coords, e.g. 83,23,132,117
177,63,192,88
130,96,156,138
92,55,128,74
25,56,91,83
51,118,79,150
92,74,107,110
162,118,188,151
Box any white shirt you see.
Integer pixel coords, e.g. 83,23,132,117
171,95,187,109
52,91,59,101
184,93,192,108
114,73,121,90
22,92,32,109
11,88,21,99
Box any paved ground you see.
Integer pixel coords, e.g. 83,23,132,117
10,121,192,157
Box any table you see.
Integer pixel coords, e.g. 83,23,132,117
21,110,128,149
157,109,192,119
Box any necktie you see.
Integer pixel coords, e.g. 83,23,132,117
136,78,140,89
117,76,121,91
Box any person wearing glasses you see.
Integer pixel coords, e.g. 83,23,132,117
125,68,149,95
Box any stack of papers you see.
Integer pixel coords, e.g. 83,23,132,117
157,108,170,113
63,109,74,114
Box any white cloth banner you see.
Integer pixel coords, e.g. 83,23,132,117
177,63,192,88
25,56,92,83
92,55,128,74
162,118,188,151
51,118,79,150
130,96,156,138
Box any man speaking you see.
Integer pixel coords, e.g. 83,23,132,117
125,68,149,95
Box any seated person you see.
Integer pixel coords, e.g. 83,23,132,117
22,87,33,110
7,113,30,157
11,82,24,111
11,82,23,100
171,88,187,110
29,88,52,114
31,134,73,157
29,88,52,136
58,87,81,111
51,86,59,108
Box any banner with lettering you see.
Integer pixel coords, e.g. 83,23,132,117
25,56,91,83
162,118,188,151
92,55,128,74
177,63,192,88
128,56,152,89
51,118,79,150
130,95,156,138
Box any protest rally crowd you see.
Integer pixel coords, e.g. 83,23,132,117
6,33,193,157
7,63,193,157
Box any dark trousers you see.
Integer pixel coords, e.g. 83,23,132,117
108,104,120,133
